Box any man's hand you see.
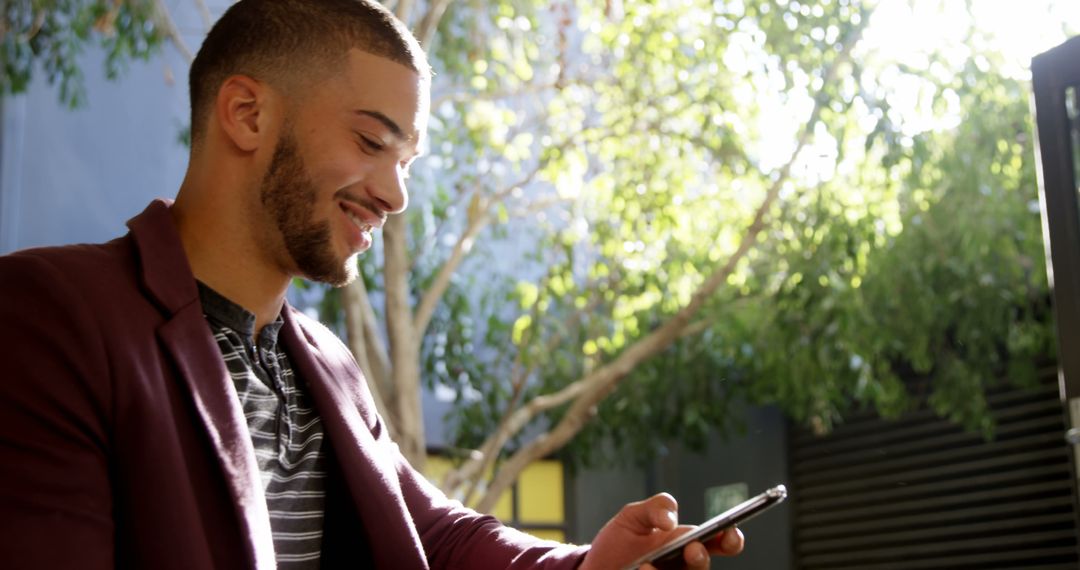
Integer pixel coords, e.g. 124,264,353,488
580,493,745,570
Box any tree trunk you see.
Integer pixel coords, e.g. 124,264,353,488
341,278,399,437
382,213,427,469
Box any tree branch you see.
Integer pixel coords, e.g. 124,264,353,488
192,0,213,30
342,278,398,435
443,267,615,497
471,15,872,512
382,213,426,468
152,0,193,64
395,0,415,23
357,277,394,399
415,0,453,47
408,116,594,272
506,195,574,218
412,138,574,336
678,318,712,340
455,266,590,503
16,10,46,42
676,292,756,340
432,81,561,110
411,190,487,337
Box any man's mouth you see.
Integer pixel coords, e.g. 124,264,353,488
339,200,383,233
343,207,374,234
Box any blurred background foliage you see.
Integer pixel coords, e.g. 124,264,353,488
2,0,164,106
4,0,1073,470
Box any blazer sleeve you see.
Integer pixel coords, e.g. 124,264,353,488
0,251,115,569
375,415,591,569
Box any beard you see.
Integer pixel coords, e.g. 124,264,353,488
260,129,359,287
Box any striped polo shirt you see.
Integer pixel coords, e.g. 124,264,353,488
198,283,326,568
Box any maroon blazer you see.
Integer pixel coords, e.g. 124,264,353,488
0,200,588,569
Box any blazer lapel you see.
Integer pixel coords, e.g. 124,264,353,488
128,200,276,569
281,309,428,570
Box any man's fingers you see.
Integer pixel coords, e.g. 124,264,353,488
683,541,710,569
617,493,679,534
637,533,736,570
723,527,745,554
704,527,745,556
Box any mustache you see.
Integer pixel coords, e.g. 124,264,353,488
337,192,388,224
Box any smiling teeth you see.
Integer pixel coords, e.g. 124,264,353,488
345,210,372,233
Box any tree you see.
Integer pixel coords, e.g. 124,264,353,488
410,0,1059,511
5,0,1068,514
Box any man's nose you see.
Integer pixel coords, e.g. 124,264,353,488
369,162,409,215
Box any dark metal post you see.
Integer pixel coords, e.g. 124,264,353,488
1032,35,1080,552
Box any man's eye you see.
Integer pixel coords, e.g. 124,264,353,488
360,136,385,152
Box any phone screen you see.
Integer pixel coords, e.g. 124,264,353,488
620,484,788,570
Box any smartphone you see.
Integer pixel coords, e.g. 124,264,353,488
621,484,788,570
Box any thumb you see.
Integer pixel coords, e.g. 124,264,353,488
618,493,679,534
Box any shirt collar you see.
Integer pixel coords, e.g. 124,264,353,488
197,281,284,348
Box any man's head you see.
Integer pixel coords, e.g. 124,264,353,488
189,0,429,146
185,0,430,287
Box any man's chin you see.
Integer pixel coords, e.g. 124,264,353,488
333,260,361,288
297,253,360,288
328,253,361,288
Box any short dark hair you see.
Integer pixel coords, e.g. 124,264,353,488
188,0,429,145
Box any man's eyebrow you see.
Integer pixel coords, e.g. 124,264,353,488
355,109,411,142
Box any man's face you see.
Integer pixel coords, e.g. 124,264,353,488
259,49,428,287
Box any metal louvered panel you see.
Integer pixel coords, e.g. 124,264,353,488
789,381,1080,569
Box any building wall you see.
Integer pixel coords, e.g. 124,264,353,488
0,37,195,254
568,459,650,544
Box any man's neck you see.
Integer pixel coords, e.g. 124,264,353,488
171,195,290,337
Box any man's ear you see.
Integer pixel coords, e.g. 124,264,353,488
214,75,275,152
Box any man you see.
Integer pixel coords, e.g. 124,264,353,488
0,0,744,568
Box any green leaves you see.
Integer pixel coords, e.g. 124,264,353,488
423,0,1060,468
2,1,164,108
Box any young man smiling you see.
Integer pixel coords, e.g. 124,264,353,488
0,0,743,568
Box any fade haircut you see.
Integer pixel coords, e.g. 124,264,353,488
188,0,429,145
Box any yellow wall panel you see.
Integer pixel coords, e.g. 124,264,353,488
525,529,566,542
517,460,564,523
423,455,453,486
489,486,513,521
421,455,513,522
